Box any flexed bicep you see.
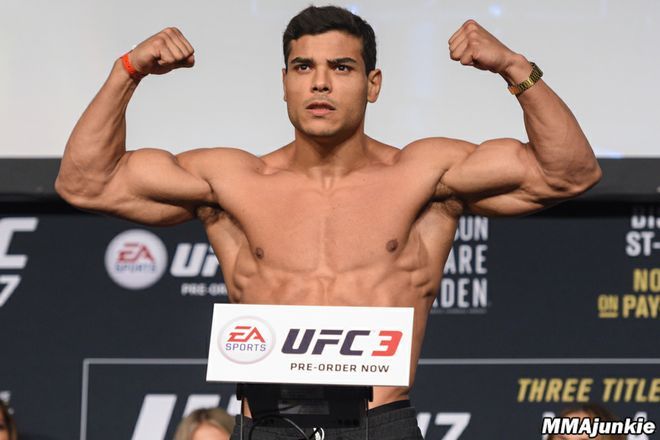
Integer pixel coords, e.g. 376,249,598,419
438,138,571,217
58,147,217,226
95,148,216,225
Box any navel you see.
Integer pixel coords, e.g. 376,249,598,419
386,239,398,253
255,247,264,259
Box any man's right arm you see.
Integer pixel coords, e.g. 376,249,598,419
55,28,215,226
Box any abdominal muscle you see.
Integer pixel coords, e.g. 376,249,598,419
198,188,459,415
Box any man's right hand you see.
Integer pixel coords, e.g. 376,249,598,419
129,27,195,75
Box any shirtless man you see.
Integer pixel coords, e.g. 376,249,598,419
56,6,601,439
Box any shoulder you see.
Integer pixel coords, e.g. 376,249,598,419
400,137,477,168
176,147,266,178
176,147,263,167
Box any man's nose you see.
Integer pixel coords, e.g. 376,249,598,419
311,68,331,93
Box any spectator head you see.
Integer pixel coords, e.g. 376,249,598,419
173,407,235,440
0,400,17,440
547,403,625,440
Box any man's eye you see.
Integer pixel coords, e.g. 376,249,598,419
296,64,309,71
335,65,350,72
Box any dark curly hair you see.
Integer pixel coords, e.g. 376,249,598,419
283,5,377,75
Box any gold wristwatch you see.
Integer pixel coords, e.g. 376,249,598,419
507,62,543,95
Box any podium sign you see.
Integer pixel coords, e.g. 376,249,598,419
206,304,414,386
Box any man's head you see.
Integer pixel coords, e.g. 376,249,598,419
281,6,382,142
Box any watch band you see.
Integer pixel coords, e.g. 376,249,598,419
507,62,543,95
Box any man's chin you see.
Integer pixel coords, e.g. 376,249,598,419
304,128,340,138
298,124,344,140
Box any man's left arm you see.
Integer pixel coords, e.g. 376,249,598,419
436,20,602,216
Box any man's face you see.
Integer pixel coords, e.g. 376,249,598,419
282,30,381,141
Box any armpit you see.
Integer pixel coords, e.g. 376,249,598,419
421,181,465,219
195,204,223,224
433,172,453,200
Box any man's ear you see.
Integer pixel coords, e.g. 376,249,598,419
282,67,287,101
367,68,382,103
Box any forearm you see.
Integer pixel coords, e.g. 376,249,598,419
56,58,139,198
500,54,601,190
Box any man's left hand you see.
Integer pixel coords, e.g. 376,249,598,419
448,19,518,74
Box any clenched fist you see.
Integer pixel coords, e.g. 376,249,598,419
448,20,517,74
128,27,195,75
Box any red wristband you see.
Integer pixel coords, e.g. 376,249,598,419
121,51,147,81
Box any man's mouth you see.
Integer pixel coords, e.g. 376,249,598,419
306,101,336,116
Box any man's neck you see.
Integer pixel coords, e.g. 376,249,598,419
289,128,372,180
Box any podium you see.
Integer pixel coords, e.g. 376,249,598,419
206,304,414,439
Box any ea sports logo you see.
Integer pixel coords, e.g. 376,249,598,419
105,230,168,290
219,317,275,364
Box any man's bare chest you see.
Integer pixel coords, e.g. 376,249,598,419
205,170,443,272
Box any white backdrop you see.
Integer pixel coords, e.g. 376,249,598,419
1,0,658,158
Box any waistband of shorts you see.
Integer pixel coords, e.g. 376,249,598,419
234,399,414,433
367,399,411,417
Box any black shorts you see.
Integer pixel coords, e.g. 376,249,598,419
230,399,423,440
